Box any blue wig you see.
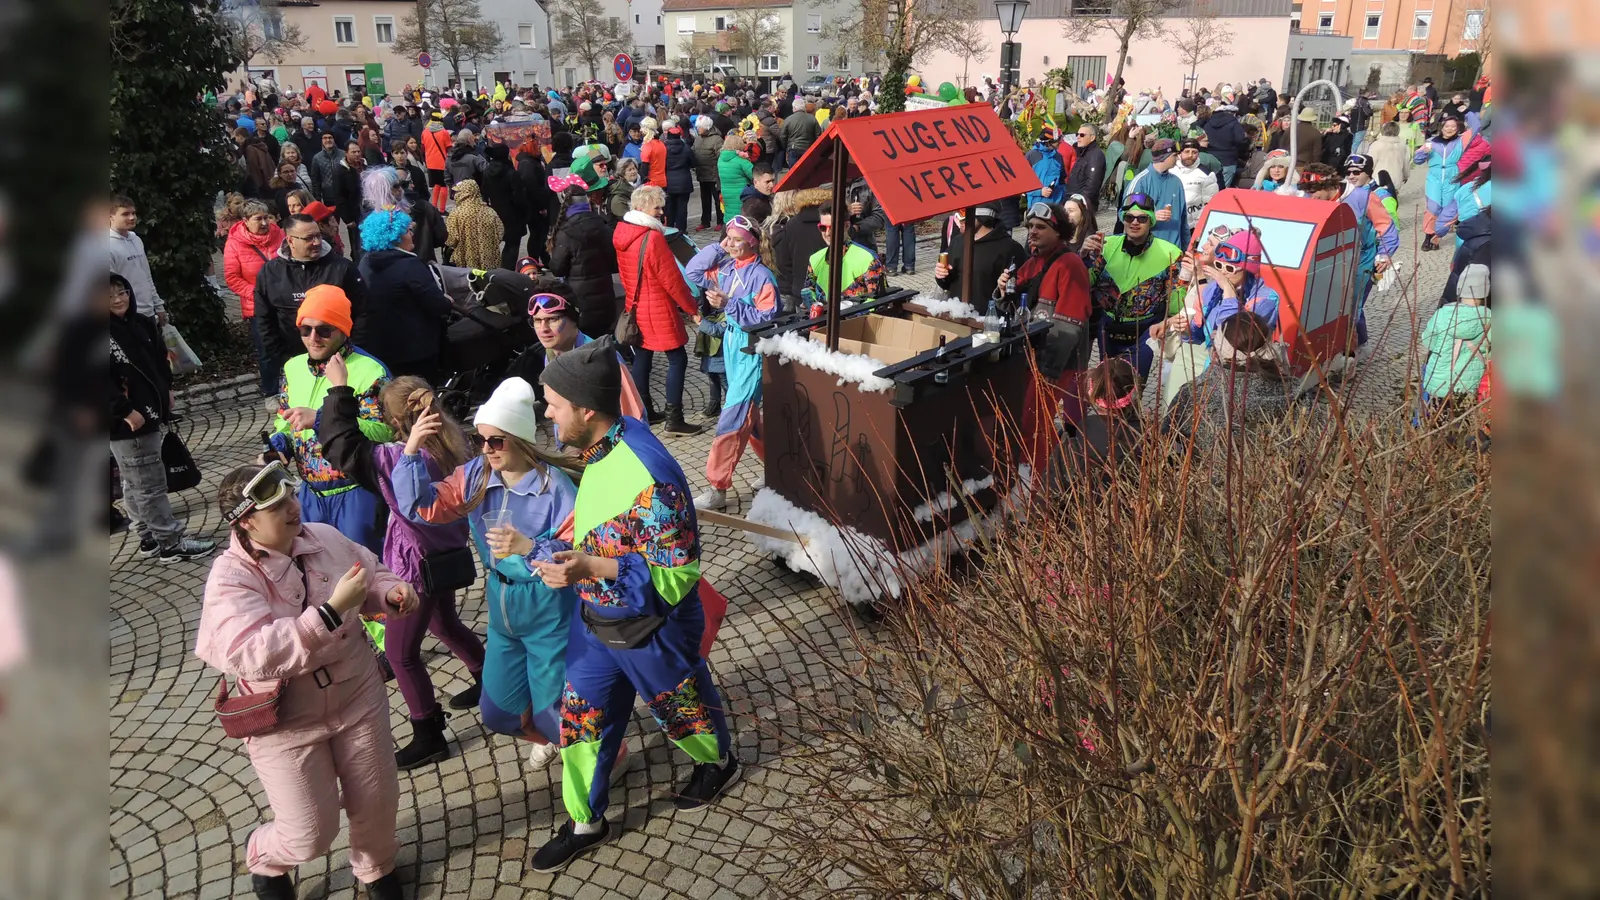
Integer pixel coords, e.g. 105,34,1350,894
359,208,414,252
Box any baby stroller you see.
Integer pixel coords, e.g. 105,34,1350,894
433,265,540,420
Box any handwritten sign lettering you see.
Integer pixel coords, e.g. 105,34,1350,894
775,105,1041,224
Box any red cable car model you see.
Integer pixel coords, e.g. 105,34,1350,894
1189,188,1362,376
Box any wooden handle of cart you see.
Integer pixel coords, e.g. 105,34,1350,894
697,509,805,545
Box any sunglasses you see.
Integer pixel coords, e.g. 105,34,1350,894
529,292,571,318
1214,261,1244,275
224,461,302,524
298,323,339,339
470,433,509,453
1121,211,1152,224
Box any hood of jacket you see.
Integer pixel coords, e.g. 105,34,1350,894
452,180,484,203
280,237,333,264
791,187,833,213
1436,303,1490,339
485,144,512,165
425,121,446,133
229,219,285,252
1456,212,1491,246
740,184,769,202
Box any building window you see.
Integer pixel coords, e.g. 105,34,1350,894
564,68,577,86
677,16,695,34
518,23,533,46
635,14,640,24
1463,10,1484,39
806,13,821,32
715,52,734,66
837,52,850,70
1317,14,1333,29
334,16,355,45
609,16,620,30
374,16,394,43
263,13,283,40
714,15,728,31
1364,14,1380,39
759,54,779,73
806,54,821,72
1412,12,1430,39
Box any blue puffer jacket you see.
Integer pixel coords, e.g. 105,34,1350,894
1026,143,1064,209
664,134,695,195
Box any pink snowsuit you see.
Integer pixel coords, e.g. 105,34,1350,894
194,523,409,884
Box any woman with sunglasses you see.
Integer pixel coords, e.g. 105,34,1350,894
195,462,419,900
1152,230,1279,346
316,374,487,770
391,377,593,775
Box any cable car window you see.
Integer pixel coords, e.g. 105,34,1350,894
1198,211,1316,270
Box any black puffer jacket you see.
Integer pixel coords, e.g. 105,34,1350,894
448,145,485,188
253,239,369,375
356,248,453,367
110,274,172,440
549,207,619,337
479,144,525,224
771,201,827,314
664,134,695,195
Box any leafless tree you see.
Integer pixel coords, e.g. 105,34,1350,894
393,0,506,86
544,0,634,81
954,18,993,89
823,0,977,113
1168,0,1234,90
728,8,787,79
1063,0,1185,117
222,0,307,71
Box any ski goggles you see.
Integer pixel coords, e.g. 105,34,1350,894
1026,201,1059,224
724,215,760,242
1213,242,1254,266
1344,154,1373,174
224,461,302,524
528,292,572,318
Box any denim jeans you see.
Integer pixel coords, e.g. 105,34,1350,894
698,180,721,228
1221,165,1238,189
249,316,280,397
884,221,918,272
630,346,688,410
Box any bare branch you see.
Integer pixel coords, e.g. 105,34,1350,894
1167,0,1235,85
546,0,634,81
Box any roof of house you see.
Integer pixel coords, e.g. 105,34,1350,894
661,0,790,11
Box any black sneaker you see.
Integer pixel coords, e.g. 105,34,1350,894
138,536,159,558
250,872,296,900
529,820,612,873
158,536,217,562
673,756,741,812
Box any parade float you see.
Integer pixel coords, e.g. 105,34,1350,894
704,104,1050,607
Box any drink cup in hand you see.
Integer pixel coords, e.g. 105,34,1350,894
482,510,515,557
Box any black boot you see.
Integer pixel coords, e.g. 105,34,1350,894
365,871,403,900
1421,234,1439,251
447,671,482,710
643,398,667,425
663,405,705,436
251,873,296,900
395,709,450,771
702,376,724,419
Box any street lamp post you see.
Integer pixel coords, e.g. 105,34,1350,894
995,0,1029,114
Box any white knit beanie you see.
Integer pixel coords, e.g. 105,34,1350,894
474,377,540,442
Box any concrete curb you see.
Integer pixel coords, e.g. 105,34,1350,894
175,373,258,409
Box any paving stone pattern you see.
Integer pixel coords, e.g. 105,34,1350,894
115,173,1453,899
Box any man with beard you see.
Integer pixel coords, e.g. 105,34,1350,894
254,214,369,399
1082,192,1183,376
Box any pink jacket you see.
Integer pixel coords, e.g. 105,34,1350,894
195,523,408,730
223,220,284,318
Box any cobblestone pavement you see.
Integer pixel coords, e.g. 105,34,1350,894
112,171,1452,899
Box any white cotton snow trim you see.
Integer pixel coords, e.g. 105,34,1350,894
746,466,1033,605
911,295,981,322
910,474,996,523
753,330,895,393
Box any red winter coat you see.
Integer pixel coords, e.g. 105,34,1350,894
641,139,668,188
223,219,285,318
614,212,696,351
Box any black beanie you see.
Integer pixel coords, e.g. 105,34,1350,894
539,336,623,418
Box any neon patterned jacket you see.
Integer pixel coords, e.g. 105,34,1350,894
269,345,392,495
800,243,887,309
573,418,702,618
1082,235,1183,323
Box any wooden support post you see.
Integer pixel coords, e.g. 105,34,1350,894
959,204,979,312
825,141,851,352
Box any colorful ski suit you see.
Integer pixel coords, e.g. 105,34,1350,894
1083,234,1183,376
560,417,732,824
393,455,579,742
1415,131,1470,236
686,245,780,491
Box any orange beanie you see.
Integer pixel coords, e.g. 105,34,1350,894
297,284,354,336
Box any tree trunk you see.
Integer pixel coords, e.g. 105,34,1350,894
1101,30,1133,121
417,0,430,55
879,51,910,114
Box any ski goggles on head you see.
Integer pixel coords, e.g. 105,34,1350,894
724,215,759,242
528,292,571,318
224,461,302,524
1344,154,1373,174
1026,201,1059,224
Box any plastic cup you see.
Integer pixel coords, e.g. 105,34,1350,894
482,510,515,556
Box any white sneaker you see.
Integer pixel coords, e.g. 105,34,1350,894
694,488,727,511
528,741,561,769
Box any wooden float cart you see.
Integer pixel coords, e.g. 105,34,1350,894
710,104,1049,606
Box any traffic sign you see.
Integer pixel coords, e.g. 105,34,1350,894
614,53,634,82
417,52,433,69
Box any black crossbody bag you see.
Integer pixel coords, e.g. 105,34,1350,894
421,546,479,594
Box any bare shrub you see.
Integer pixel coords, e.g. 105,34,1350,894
748,383,1490,898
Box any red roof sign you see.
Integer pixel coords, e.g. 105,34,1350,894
775,105,1041,225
